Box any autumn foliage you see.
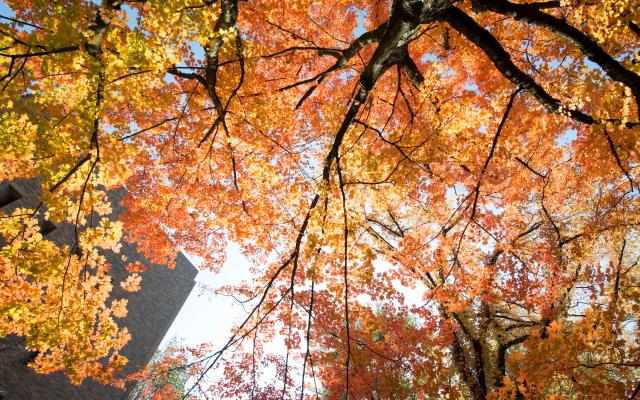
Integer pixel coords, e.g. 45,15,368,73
1,0,640,398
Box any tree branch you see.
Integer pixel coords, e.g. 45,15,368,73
443,7,595,125
472,0,640,115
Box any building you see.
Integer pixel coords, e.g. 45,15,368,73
0,179,198,399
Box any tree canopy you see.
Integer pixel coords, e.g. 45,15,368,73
1,0,640,398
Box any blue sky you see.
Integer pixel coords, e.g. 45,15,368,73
160,244,253,348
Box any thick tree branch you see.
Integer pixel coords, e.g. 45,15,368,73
472,0,640,115
400,55,425,88
443,7,595,124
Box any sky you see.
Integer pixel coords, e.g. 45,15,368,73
159,244,252,348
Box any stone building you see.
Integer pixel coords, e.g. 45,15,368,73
0,179,198,399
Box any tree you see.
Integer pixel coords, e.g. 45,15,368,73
0,0,639,398
128,338,194,400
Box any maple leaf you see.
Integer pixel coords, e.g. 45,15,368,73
124,261,148,274
121,274,142,293
111,299,129,319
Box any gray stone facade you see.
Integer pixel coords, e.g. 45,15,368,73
0,179,198,399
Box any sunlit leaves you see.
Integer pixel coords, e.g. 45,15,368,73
0,0,639,397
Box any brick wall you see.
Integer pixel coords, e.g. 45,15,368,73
0,179,198,400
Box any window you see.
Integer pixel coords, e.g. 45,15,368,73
23,350,40,366
0,184,22,208
39,219,57,236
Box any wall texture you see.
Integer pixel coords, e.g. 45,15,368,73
0,179,198,400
